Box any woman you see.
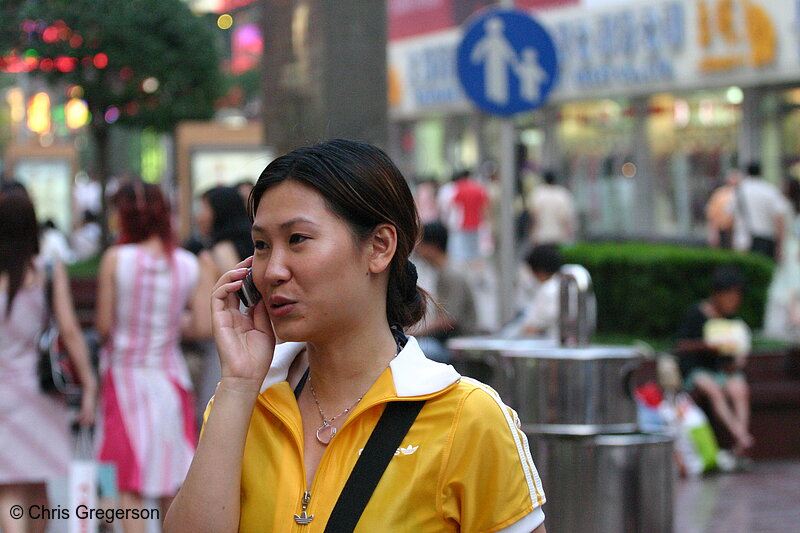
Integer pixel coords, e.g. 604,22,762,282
96,182,204,533
192,186,255,416
165,140,546,532
0,188,96,533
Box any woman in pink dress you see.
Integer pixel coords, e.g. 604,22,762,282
96,182,206,533
0,187,96,533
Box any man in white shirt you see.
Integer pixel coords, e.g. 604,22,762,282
732,162,789,261
527,170,576,245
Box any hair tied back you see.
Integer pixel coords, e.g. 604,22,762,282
403,260,418,303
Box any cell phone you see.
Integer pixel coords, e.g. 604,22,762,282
238,268,262,308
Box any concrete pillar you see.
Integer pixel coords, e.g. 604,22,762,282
738,87,763,168
631,96,656,233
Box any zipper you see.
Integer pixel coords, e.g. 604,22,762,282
293,491,314,526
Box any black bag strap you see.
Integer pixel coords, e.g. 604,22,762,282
294,367,310,399
324,400,425,533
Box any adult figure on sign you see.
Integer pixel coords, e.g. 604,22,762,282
470,17,516,105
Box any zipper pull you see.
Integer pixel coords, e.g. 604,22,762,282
293,491,314,525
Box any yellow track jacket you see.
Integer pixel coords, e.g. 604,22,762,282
204,336,546,532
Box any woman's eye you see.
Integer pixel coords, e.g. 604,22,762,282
289,234,308,245
254,240,269,251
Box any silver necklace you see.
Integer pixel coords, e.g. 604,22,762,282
307,340,401,445
308,376,364,445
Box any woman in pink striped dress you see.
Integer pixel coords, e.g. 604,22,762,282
96,182,206,533
1,187,96,533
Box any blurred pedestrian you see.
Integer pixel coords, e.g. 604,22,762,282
0,189,96,533
732,162,790,261
763,177,800,340
503,244,564,339
193,185,254,417
675,265,753,456
437,169,489,265
95,181,205,533
411,222,478,362
40,219,76,265
705,167,741,249
526,170,576,245
71,210,102,261
164,139,546,533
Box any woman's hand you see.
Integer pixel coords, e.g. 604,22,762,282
77,381,97,426
212,257,276,392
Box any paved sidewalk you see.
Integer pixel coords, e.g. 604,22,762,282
674,459,800,533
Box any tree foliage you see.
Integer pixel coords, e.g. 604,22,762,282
6,0,222,132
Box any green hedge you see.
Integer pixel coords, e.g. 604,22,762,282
66,255,101,279
561,242,775,338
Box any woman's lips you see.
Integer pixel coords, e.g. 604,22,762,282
268,302,296,318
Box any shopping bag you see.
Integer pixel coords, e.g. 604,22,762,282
68,427,98,533
665,392,719,475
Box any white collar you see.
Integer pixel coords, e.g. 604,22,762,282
259,336,461,397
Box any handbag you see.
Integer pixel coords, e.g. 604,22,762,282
37,262,81,399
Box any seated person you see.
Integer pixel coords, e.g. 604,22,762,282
504,244,563,339
411,222,478,362
675,265,753,455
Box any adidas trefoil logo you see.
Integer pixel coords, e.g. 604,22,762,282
358,444,419,456
398,445,419,455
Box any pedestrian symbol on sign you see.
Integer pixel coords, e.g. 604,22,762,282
457,9,558,116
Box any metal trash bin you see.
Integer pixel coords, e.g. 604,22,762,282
530,433,674,533
448,265,675,533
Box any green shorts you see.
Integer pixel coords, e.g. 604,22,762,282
684,368,745,391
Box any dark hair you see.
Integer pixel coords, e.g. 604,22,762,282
250,139,426,329
82,210,99,224
422,221,448,253
451,169,470,182
525,244,563,275
202,186,254,261
746,161,761,177
113,180,175,251
0,190,40,316
711,265,746,293
0,180,29,196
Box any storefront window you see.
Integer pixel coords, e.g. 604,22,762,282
556,98,637,236
650,90,740,236
555,89,740,239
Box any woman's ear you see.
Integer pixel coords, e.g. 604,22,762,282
367,223,398,275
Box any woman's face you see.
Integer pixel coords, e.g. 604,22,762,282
250,180,374,342
196,197,214,238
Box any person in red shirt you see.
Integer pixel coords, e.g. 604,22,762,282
438,170,489,265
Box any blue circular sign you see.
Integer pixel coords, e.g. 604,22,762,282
457,8,558,117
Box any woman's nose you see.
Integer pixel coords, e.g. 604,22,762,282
262,251,291,285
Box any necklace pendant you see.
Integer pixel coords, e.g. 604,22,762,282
316,422,337,445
